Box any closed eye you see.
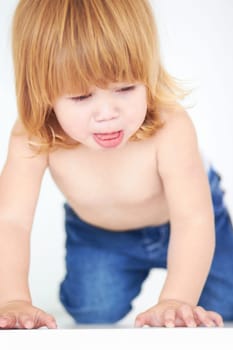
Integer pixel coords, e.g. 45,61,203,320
69,85,135,101
117,85,136,93
71,94,92,101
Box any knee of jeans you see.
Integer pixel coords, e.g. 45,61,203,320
59,284,131,324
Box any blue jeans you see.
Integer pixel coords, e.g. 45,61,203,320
59,167,233,323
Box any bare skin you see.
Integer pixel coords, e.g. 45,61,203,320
0,108,223,328
49,128,169,231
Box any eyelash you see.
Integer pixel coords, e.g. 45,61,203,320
71,85,135,102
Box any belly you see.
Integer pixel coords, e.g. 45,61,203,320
67,194,169,231
49,166,169,230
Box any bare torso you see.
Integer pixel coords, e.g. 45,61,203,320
48,134,169,231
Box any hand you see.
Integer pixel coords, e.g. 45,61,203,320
134,299,224,328
0,300,57,329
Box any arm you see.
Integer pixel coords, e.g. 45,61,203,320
0,120,56,328
135,109,223,327
157,111,215,305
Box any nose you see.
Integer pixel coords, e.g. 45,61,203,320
94,92,119,122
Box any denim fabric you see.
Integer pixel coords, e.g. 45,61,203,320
59,167,233,323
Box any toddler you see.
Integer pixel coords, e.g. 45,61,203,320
0,0,233,329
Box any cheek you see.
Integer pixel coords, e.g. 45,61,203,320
62,118,86,139
54,107,86,139
140,99,148,118
131,96,147,124
55,112,71,132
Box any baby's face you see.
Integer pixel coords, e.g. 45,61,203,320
53,82,147,151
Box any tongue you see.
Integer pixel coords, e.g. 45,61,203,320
93,131,124,148
95,132,120,140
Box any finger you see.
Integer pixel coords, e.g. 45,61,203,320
163,309,176,328
33,312,57,329
43,315,57,329
177,304,197,327
194,306,215,327
0,315,17,329
18,314,35,329
134,312,160,327
0,317,9,328
134,313,146,327
207,311,224,327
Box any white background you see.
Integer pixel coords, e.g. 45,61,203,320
0,0,233,328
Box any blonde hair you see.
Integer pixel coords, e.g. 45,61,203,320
12,0,188,153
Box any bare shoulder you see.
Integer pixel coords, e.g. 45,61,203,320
155,106,201,175
156,106,197,143
7,119,48,167
0,120,48,229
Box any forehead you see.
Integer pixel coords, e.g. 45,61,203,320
51,50,144,98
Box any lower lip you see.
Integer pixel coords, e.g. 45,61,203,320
93,131,124,148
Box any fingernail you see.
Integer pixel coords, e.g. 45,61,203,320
134,320,142,328
207,322,215,327
166,322,174,328
188,322,196,327
25,321,34,329
50,321,57,328
0,320,7,327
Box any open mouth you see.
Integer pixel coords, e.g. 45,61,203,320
93,130,124,148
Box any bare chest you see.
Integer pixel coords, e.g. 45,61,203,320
48,141,168,229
